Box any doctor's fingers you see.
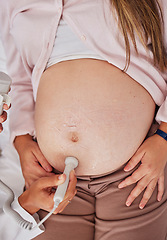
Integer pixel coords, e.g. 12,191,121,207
0,123,3,133
53,171,77,214
35,174,66,189
0,111,7,123
65,170,77,200
25,167,55,189
53,188,77,214
0,111,7,132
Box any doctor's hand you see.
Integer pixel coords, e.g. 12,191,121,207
0,104,10,133
18,171,77,215
118,134,167,209
14,134,53,189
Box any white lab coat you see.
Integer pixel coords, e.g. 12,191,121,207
0,143,44,240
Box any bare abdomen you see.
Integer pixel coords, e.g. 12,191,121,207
35,59,155,175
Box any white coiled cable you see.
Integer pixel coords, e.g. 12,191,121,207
0,180,33,230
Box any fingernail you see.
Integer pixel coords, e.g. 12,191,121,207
124,167,130,172
157,196,161,202
46,166,52,172
139,204,144,209
118,183,124,188
58,174,64,180
126,201,131,207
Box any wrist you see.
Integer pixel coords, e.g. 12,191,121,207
154,129,167,144
14,134,33,151
159,122,167,133
18,191,40,215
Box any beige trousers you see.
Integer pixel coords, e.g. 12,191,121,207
33,162,167,240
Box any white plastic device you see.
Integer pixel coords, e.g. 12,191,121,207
35,156,78,228
0,156,78,230
54,156,78,203
0,72,11,115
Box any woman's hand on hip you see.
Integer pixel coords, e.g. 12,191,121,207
118,134,167,209
14,134,53,189
18,171,77,215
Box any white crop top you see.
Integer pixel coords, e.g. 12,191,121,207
46,19,104,69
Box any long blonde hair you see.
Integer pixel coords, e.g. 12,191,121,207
110,0,167,72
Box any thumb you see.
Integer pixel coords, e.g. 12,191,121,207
124,150,145,172
37,174,66,189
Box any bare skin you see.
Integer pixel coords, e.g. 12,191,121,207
35,59,155,175
14,59,167,210
18,171,77,215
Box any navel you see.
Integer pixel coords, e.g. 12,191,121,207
69,132,79,143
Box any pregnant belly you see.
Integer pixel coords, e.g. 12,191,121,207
35,59,155,175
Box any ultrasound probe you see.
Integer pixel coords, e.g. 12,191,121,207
0,157,78,230
34,156,78,229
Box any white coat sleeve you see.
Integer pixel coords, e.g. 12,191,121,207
0,196,44,240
